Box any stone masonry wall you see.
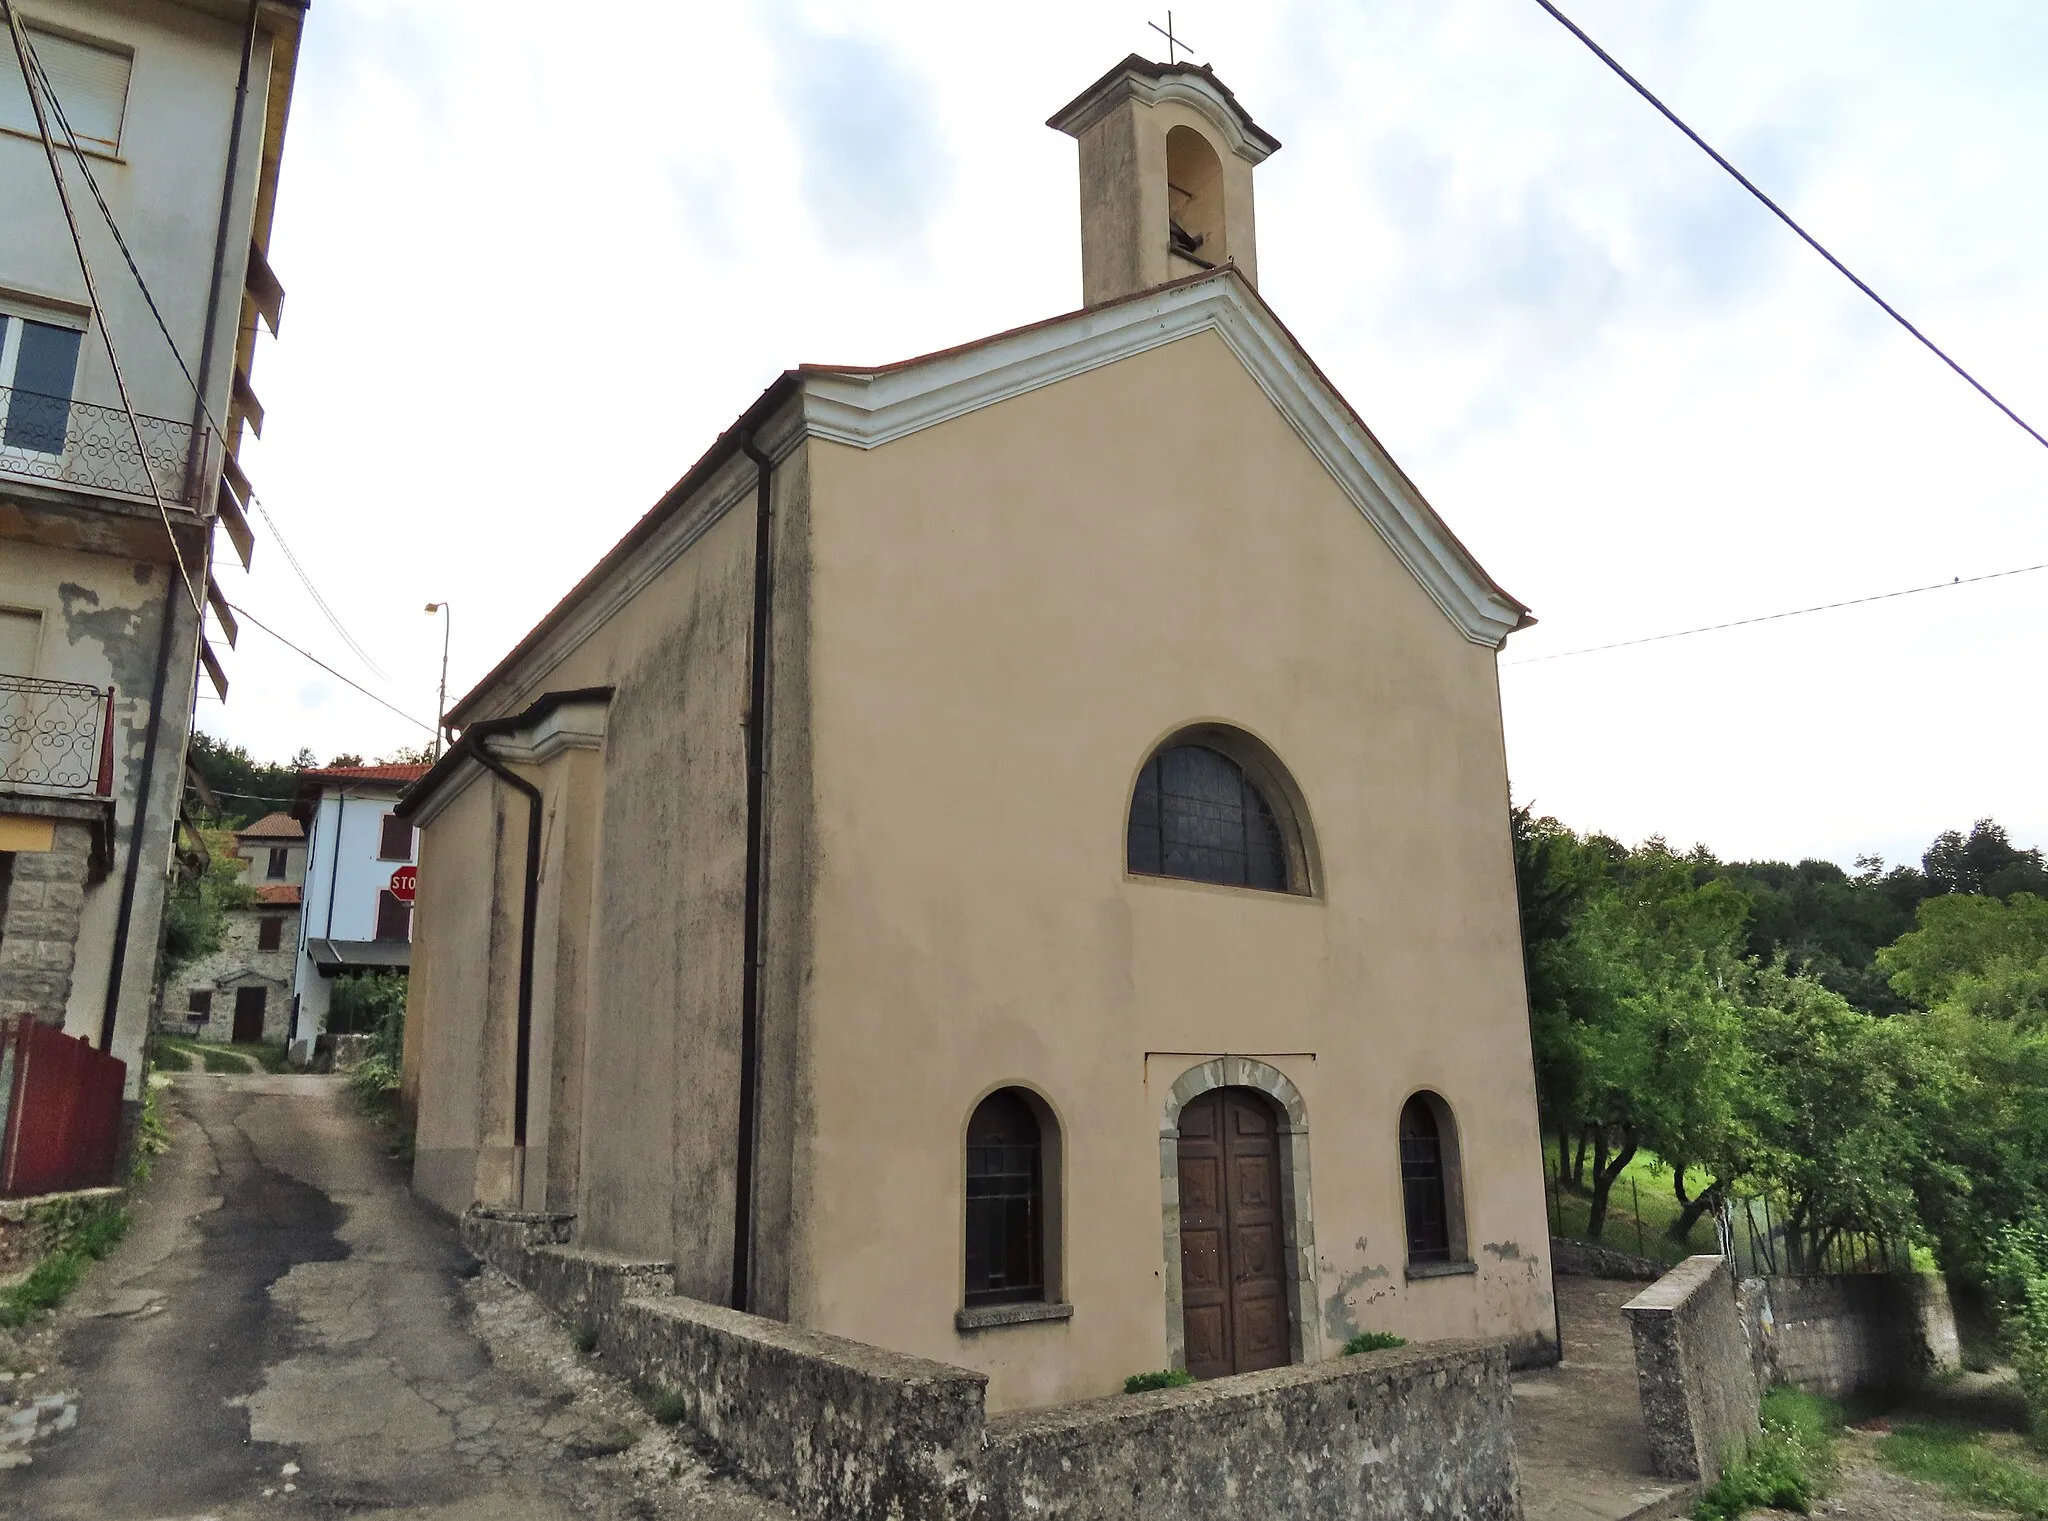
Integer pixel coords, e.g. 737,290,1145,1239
1624,1256,1760,1485
1740,1274,1961,1398
461,1208,1527,1521
0,821,93,1024
1550,1236,1665,1281
172,903,299,1043
984,1341,1520,1521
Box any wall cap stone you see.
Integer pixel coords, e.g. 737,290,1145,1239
622,1293,991,1392
1625,1255,1726,1315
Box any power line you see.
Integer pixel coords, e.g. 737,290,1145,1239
18,24,394,685
227,601,436,733
4,5,203,617
1529,0,2048,456
1503,561,2048,667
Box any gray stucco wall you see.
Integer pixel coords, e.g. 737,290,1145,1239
1740,1274,1961,1398
463,1208,1526,1521
1624,1256,1759,1484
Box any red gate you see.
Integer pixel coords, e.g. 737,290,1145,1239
0,1016,127,1197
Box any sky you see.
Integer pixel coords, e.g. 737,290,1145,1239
205,0,2048,872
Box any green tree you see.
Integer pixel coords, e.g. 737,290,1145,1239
159,830,257,982
1879,893,2048,1007
1925,819,2048,899
185,734,305,827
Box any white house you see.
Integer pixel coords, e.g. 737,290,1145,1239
288,763,423,1058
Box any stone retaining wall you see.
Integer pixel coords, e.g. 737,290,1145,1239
1550,1236,1666,1280
1739,1274,1961,1398
462,1208,1526,1521
984,1340,1519,1521
1624,1256,1759,1485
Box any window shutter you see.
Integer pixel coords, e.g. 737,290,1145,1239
378,813,414,861
0,28,133,153
375,890,412,942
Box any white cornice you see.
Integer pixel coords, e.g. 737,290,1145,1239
413,700,611,828
804,275,1527,648
1048,67,1277,165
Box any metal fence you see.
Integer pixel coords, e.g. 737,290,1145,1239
0,674,114,793
0,383,209,505
1725,1194,1905,1278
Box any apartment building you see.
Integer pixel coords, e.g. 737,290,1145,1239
0,0,306,1112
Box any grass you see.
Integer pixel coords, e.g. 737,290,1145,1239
1124,1369,1195,1393
1694,1387,1842,1520
1343,1331,1407,1354
0,1199,131,1328
1879,1423,2048,1517
648,1389,689,1425
157,1037,292,1075
1544,1140,1722,1265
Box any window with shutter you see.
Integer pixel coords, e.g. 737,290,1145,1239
266,847,288,879
0,317,84,454
0,26,134,153
375,890,412,941
257,916,284,951
378,813,414,861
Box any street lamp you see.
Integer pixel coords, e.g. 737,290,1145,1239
425,601,452,760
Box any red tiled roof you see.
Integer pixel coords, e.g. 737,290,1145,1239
299,765,430,784
255,884,302,906
237,812,304,840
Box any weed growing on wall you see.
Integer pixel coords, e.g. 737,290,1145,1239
1124,1369,1195,1393
1342,1331,1407,1354
1693,1387,1840,1521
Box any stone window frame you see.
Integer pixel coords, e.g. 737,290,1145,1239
1158,1056,1321,1372
955,1082,1072,1333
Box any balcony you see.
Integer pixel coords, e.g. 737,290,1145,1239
0,384,210,507
0,676,114,795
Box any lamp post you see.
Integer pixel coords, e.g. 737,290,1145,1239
425,601,452,760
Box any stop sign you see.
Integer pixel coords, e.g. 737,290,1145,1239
388,865,417,904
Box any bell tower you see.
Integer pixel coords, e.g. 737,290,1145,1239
1047,55,1281,307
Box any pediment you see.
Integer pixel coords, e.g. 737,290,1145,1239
798,271,1530,649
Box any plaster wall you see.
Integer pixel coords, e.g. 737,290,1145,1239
0,0,273,430
0,535,193,1090
794,329,1552,1410
1074,96,1258,305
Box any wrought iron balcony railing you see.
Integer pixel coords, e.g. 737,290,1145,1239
0,675,114,795
0,384,209,507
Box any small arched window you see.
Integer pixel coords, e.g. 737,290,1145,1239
965,1089,1045,1306
1400,1092,1468,1267
1128,741,1296,892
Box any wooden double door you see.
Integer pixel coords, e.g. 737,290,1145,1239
1177,1087,1290,1380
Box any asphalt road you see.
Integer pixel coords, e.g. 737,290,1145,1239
4,1072,785,1521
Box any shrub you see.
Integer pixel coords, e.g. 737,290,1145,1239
573,1322,599,1354
1693,1387,1839,1520
1123,1369,1195,1393
1343,1331,1407,1354
1991,1224,2048,1446
648,1389,689,1425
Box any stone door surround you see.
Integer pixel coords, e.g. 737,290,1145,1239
1158,1056,1320,1373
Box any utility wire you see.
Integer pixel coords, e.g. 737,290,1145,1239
1530,0,2048,456
4,3,204,617
1503,560,2048,666
227,601,436,733
19,29,395,685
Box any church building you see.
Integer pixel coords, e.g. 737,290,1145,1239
399,55,1557,1412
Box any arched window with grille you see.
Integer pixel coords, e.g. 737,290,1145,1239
964,1088,1047,1306
1125,728,1314,894
1399,1092,1468,1268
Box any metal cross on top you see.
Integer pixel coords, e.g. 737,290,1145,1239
1148,11,1193,65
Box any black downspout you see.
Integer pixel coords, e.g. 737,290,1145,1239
98,573,181,1051
103,1,257,1053
731,437,774,1313
467,731,543,1167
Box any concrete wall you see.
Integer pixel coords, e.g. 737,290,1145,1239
1739,1274,1961,1399
464,1209,1524,1521
795,328,1553,1408
1624,1256,1760,1485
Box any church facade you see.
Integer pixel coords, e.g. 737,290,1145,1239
400,56,1557,1413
